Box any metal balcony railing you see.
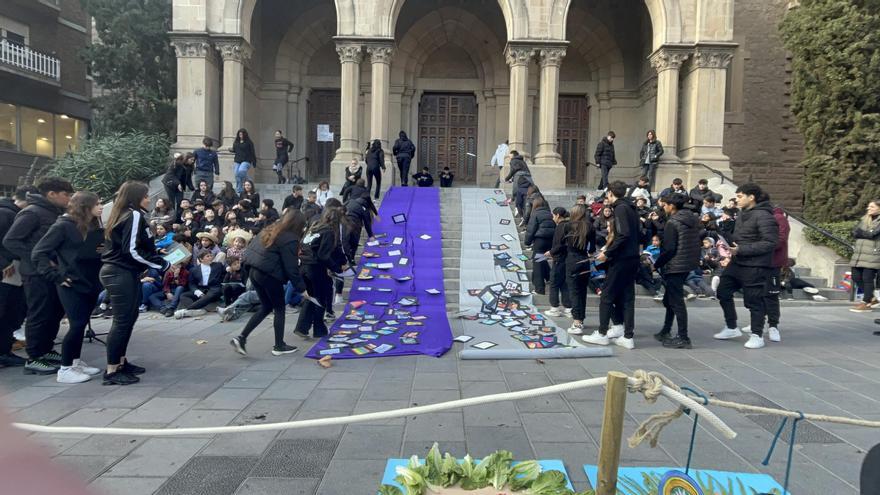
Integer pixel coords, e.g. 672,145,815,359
0,38,61,81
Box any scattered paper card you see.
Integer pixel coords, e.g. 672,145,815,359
319,348,341,356
453,335,474,343
501,234,516,242
373,343,395,354
388,249,402,256
398,257,409,265
392,237,404,245
419,234,432,240
398,296,419,306
366,240,380,247
425,288,441,295
396,275,413,282
376,263,394,270
480,242,492,249
472,341,498,350
499,219,511,225
392,213,407,224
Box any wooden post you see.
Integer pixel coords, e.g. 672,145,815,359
596,371,628,495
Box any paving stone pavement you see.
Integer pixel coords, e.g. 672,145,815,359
1,306,878,495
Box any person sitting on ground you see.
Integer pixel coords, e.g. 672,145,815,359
701,237,721,272
192,199,207,226
222,256,248,305
191,180,215,205
628,176,652,206
216,278,259,322
216,181,238,209
659,178,688,200
154,223,174,254
239,180,260,211
251,199,280,235
155,263,189,317
222,211,242,234
175,250,225,318
718,207,737,238
635,197,651,220
685,268,714,299
576,195,587,206
440,167,454,187
412,167,434,187
234,198,256,220
224,229,251,260
192,232,220,268
282,185,304,212
139,268,163,312
314,181,334,207
636,251,663,300
340,159,363,201
643,234,661,262
781,258,826,301
176,198,193,223
702,196,723,218
301,190,322,225
150,198,174,228
200,208,221,232
689,178,722,206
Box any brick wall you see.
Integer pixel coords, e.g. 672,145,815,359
723,0,805,213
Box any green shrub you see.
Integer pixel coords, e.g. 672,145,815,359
804,220,855,259
49,132,170,200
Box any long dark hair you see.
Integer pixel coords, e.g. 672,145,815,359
309,205,348,242
645,129,656,143
261,209,306,248
106,181,148,239
218,181,236,200
68,191,101,237
369,139,381,153
237,128,251,143
568,204,591,250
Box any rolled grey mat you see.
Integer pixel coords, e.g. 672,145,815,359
459,346,613,360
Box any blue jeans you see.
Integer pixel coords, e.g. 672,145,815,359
234,161,252,193
141,283,161,308
285,282,303,307
149,286,185,310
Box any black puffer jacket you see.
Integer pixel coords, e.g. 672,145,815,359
729,201,779,267
594,137,616,167
525,206,555,245
300,223,347,273
654,209,700,274
31,216,103,294
504,157,533,190
689,186,722,205
392,132,416,159
639,140,664,165
366,148,385,171
0,197,20,271
2,194,65,276
563,219,596,274
345,196,375,238
603,198,640,261
243,230,305,291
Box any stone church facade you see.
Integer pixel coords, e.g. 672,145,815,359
170,0,804,209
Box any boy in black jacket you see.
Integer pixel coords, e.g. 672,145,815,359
412,167,434,187
2,178,73,372
0,186,36,367
439,167,454,187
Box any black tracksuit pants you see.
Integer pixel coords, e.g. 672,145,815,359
100,265,141,365
599,256,638,338
239,269,287,347
57,286,100,367
598,164,612,190
181,287,223,310
0,283,25,355
397,157,411,186
661,272,688,339
296,264,333,338
366,167,382,199
764,268,782,328
566,256,590,321
531,237,552,294
23,274,66,360
717,264,773,337
549,257,571,309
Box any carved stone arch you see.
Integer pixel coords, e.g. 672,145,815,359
565,7,626,90
387,0,517,41
273,4,337,85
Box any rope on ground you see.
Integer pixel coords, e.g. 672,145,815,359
11,371,735,440
702,398,880,428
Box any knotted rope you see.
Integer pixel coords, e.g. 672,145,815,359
626,370,688,448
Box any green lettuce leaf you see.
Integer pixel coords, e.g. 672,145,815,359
378,485,404,495
509,460,542,491
524,470,570,495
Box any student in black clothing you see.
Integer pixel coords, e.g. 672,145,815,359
412,167,434,187
2,177,73,375
653,193,701,349
191,179,216,205
282,185,304,212
301,190,322,225
240,179,260,210
229,128,257,194
365,139,386,199
583,181,640,349
392,131,416,186
439,167,454,187
0,186,36,368
222,256,248,305
543,207,571,318
562,204,596,335
251,199,280,235
174,251,224,318
525,196,555,295
340,158,363,201
296,208,349,339
32,191,105,383
101,181,170,385
232,209,307,356
162,154,189,215
273,130,294,184
344,190,378,261
216,181,238,209
594,131,616,190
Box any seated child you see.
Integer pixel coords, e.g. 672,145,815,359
412,167,434,187
175,251,225,318
439,167,454,187
222,256,248,305
154,263,189,317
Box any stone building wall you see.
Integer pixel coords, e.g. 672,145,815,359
723,0,805,212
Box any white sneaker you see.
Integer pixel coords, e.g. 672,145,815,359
711,276,720,293
513,207,520,217
173,309,186,319
768,327,781,342
742,325,756,334
802,287,819,295
685,293,697,301
73,359,101,376
545,307,563,317
217,306,227,318
744,334,765,349
612,336,635,350
334,294,344,305
653,293,664,302
57,366,91,384
713,327,743,340
188,309,207,317
607,324,625,339
563,308,572,317
13,329,24,341
582,330,610,346
812,295,829,302
567,324,584,335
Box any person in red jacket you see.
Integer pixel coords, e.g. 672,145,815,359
154,263,189,317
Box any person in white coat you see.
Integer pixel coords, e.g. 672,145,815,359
314,181,334,208
490,140,509,188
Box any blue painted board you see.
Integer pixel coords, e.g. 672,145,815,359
583,464,787,494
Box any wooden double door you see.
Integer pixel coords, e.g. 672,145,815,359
557,95,590,185
307,89,341,181
418,93,478,183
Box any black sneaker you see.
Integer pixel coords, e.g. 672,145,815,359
271,343,298,356
0,353,27,368
120,361,146,375
653,330,671,342
102,370,139,386
662,336,693,349
230,336,247,356
23,359,59,375
42,350,62,364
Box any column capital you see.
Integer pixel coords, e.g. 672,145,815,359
367,44,395,64
505,45,534,67
538,47,567,68
171,37,212,58
649,47,691,72
215,39,252,63
692,45,735,69
336,43,364,64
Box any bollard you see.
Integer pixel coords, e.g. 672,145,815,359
596,371,628,495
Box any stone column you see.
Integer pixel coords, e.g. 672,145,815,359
679,44,735,174
331,43,364,188
367,44,395,171
649,47,690,161
170,37,219,153
533,47,567,189
505,45,534,159
215,38,252,181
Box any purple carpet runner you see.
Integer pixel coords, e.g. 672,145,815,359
305,186,453,359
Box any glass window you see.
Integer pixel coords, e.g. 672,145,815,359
20,106,53,157
54,114,86,157
0,103,15,151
